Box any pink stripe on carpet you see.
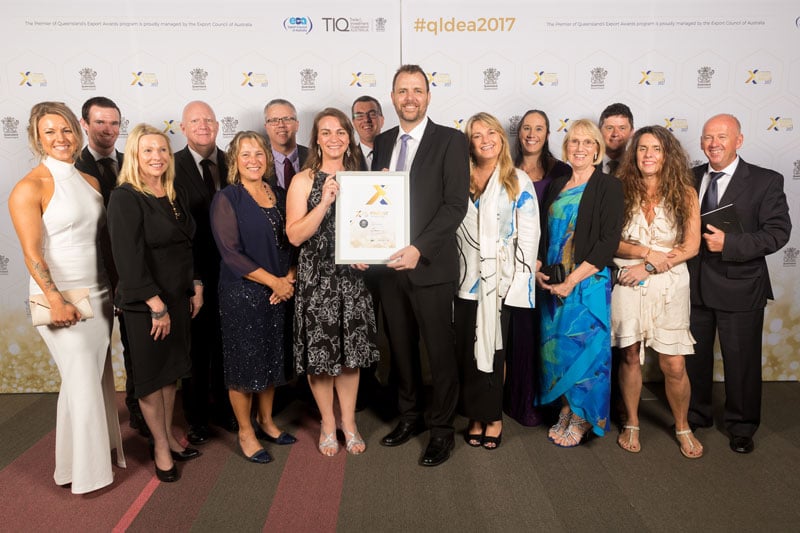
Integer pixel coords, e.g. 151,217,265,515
263,418,346,532
112,476,160,532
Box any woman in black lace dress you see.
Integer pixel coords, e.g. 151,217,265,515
286,108,380,457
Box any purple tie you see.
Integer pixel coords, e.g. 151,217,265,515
395,134,412,171
283,157,296,190
701,171,724,213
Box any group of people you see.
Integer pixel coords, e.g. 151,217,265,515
9,64,791,494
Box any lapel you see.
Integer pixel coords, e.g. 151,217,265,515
144,187,194,240
409,120,437,178
718,159,749,207
176,147,209,200
375,127,399,170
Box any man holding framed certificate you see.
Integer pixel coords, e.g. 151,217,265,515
372,64,470,467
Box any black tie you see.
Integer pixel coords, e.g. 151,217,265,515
283,157,296,190
200,159,217,197
606,159,619,176
701,171,724,213
97,157,117,180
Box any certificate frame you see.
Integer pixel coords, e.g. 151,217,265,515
334,171,410,264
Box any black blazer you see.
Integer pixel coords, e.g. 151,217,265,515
107,184,196,313
539,168,623,269
173,146,228,285
74,146,124,206
688,159,791,311
372,120,469,286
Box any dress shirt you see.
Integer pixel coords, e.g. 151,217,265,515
699,157,739,206
272,147,300,189
389,117,429,171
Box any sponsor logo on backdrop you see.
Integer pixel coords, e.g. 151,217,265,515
532,71,558,87
767,117,793,131
221,116,239,138
427,72,452,88
697,66,714,89
242,72,269,88
2,117,20,139
452,119,464,131
163,119,177,134
191,68,208,91
284,17,313,33
119,117,130,137
793,160,800,179
557,118,570,132
784,247,798,266
639,70,665,85
590,67,607,90
0,255,9,275
80,67,97,90
322,17,371,32
483,68,500,90
508,115,521,136
300,68,317,91
375,17,387,32
664,117,689,133
20,71,47,87
131,72,159,87
350,72,377,87
746,69,772,84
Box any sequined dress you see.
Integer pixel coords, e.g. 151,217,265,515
294,171,380,376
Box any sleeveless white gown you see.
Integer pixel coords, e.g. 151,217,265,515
30,157,125,494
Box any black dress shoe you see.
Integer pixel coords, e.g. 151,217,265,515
155,464,179,482
171,447,201,461
730,435,754,454
419,436,455,467
187,425,211,445
381,420,425,447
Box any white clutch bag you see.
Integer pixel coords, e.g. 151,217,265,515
29,288,94,326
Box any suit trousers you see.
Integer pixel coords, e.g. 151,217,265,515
686,304,764,438
380,271,458,438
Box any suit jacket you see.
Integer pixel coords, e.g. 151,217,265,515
74,146,124,206
173,146,228,285
372,120,469,286
688,158,791,311
267,144,309,188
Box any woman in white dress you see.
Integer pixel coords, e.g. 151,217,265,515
611,125,702,458
8,101,125,493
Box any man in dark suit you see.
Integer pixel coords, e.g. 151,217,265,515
75,96,148,436
352,95,384,170
174,100,234,444
686,113,791,454
598,102,634,176
372,64,469,467
263,98,308,190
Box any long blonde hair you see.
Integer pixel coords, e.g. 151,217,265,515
118,123,176,201
464,112,518,201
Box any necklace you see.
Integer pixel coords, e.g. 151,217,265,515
167,197,181,220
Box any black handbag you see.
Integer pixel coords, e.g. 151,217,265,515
540,263,565,284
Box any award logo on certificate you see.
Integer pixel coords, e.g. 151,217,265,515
335,171,410,264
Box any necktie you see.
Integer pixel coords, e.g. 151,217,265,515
97,157,117,180
283,157,296,190
606,159,619,176
395,134,412,171
701,171,724,213
200,159,217,197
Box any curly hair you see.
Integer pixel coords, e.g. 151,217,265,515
303,108,362,173
464,112,518,201
616,125,695,245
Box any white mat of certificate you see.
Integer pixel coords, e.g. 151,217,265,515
334,171,410,264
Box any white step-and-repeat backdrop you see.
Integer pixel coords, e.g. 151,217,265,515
1,0,797,391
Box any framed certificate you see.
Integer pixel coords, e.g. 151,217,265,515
334,171,410,264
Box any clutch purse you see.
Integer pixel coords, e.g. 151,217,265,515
29,288,94,326
540,263,565,284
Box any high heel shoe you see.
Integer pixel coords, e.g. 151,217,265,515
344,430,366,455
548,410,572,442
155,464,179,482
171,447,201,462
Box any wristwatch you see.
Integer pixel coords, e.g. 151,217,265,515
644,262,656,273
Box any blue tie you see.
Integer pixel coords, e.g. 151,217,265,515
701,171,724,213
395,134,412,171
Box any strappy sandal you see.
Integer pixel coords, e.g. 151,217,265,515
676,429,703,459
554,415,591,448
318,430,339,457
617,425,641,453
344,430,366,455
548,410,572,442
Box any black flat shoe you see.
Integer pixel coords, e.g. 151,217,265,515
155,464,179,482
242,447,272,464
381,420,426,447
419,436,455,467
262,431,297,445
187,425,211,445
171,447,201,461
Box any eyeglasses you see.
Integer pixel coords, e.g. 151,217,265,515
266,116,297,126
352,110,381,121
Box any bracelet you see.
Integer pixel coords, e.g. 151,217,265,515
151,308,168,319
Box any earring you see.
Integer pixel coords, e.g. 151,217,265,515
346,147,351,157
316,145,322,158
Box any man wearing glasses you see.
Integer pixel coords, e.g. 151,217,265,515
351,96,385,170
263,99,308,190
